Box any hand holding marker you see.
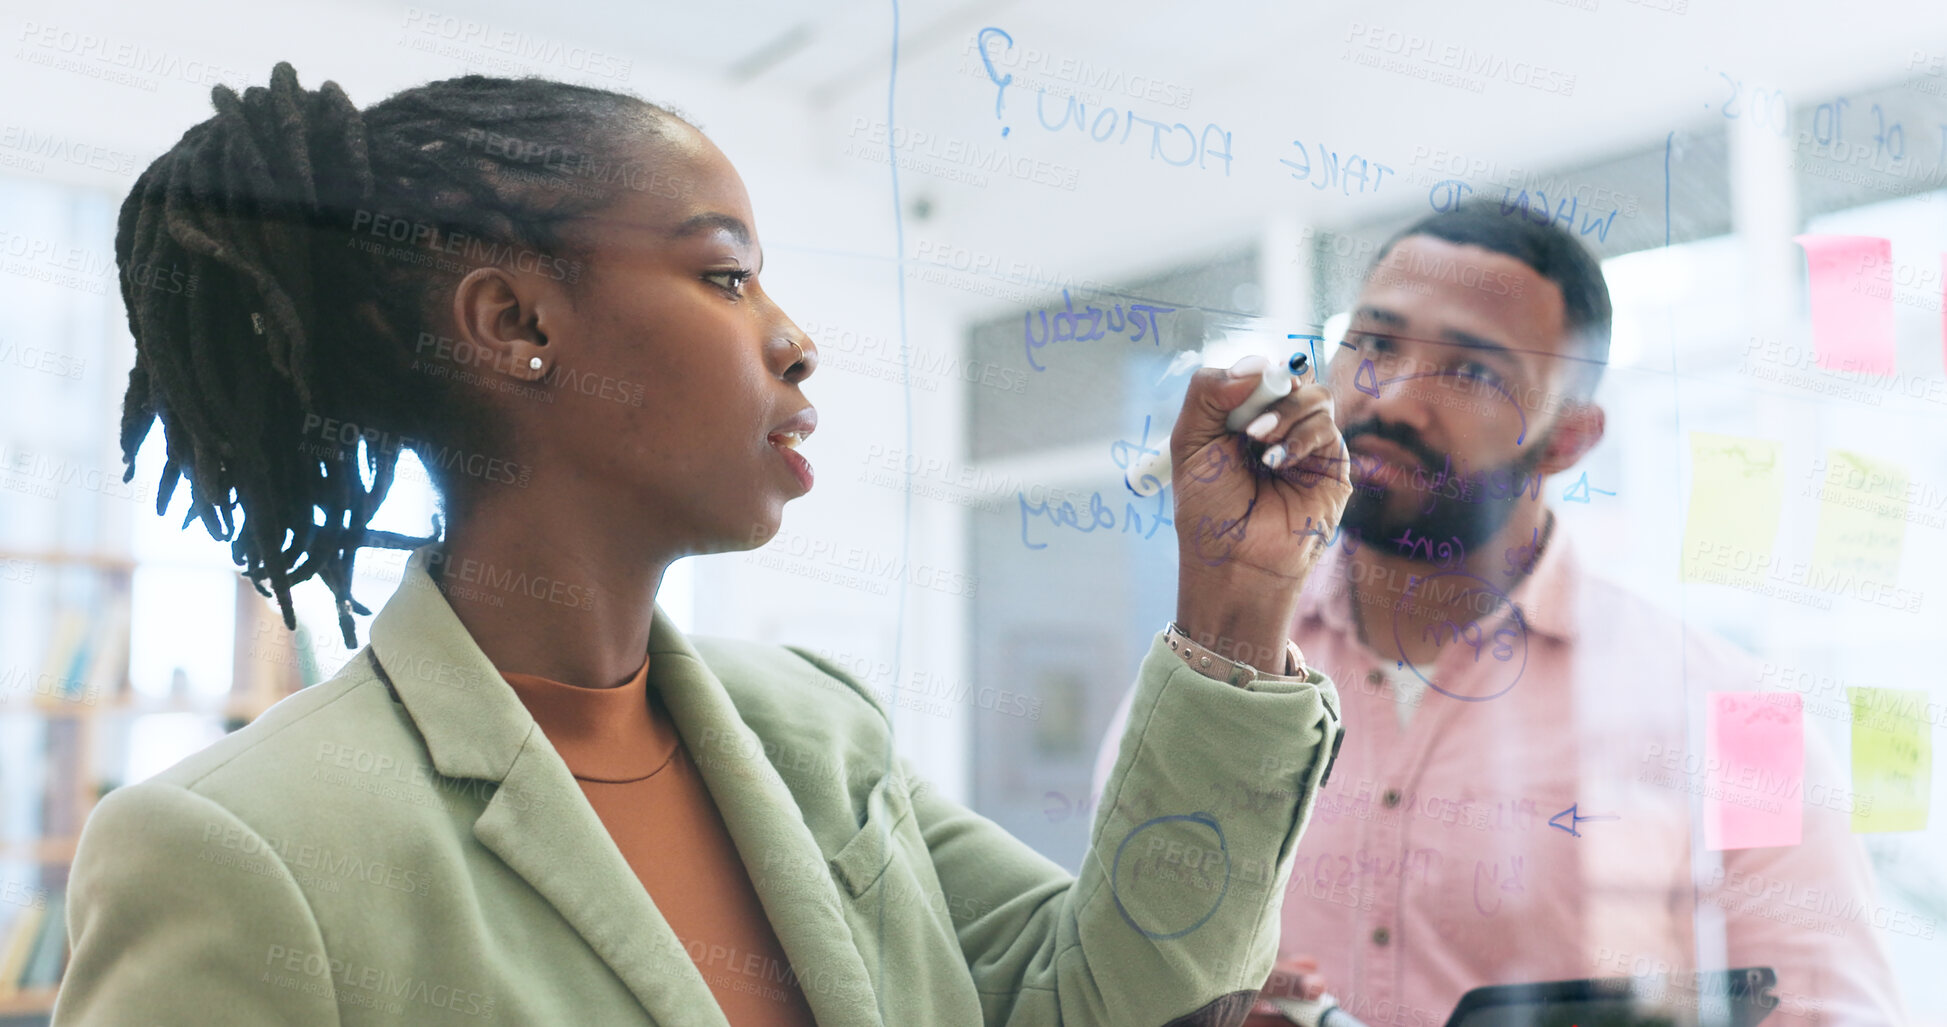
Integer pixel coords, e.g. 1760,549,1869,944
1124,349,1315,498
1147,350,1359,1027
1268,994,1369,1027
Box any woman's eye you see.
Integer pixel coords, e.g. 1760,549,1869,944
1455,361,1501,384
703,269,751,296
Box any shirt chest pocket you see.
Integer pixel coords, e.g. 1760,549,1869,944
828,772,913,898
824,772,979,1020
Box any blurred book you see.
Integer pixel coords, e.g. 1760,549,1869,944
14,886,66,991
36,611,88,705
28,597,130,707
80,592,131,705
295,621,322,689
38,722,82,839
0,900,46,999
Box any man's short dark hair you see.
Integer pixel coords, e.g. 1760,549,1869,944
1372,203,1614,397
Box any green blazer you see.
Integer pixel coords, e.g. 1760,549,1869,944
54,547,1342,1026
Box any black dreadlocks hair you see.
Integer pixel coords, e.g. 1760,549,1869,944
114,62,681,648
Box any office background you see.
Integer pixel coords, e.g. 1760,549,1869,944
0,0,1943,1022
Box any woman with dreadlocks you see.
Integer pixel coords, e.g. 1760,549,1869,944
58,63,1350,1026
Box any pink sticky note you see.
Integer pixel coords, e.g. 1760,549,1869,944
1705,692,1803,851
1795,235,1895,376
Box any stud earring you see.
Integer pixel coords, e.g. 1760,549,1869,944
528,356,543,371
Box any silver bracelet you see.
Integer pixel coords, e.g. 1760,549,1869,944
1164,621,1308,688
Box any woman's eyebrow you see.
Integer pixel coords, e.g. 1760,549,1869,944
669,212,751,249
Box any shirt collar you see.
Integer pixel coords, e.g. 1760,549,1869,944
1514,514,1579,643
501,653,681,784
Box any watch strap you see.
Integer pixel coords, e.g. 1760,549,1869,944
1164,621,1309,689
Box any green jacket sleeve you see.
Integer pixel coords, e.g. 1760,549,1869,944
52,781,342,1027
908,629,1343,1026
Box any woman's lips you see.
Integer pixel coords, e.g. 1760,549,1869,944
770,436,813,492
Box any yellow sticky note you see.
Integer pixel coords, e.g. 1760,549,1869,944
1848,687,1931,832
1810,451,1907,585
1681,433,1782,586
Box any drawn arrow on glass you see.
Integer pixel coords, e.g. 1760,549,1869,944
1548,803,1620,838
1561,471,1617,504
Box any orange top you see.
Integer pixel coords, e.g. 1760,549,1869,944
500,655,817,1026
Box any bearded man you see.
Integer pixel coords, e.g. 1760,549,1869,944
1093,205,1905,1027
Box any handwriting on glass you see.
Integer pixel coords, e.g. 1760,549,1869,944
1023,288,1176,371
1472,856,1526,915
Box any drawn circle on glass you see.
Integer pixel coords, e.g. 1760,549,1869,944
1388,570,1528,702
1110,812,1230,940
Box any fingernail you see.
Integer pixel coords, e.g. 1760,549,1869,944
1244,410,1279,439
1261,444,1287,469
1227,353,1271,378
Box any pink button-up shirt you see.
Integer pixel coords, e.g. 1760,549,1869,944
1094,523,1907,1026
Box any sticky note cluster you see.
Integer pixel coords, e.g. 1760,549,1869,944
1681,433,1782,586
1795,234,1896,376
1705,691,1804,851
1848,687,1931,833
1809,450,1908,584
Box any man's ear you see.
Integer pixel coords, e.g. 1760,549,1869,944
451,267,549,374
1539,399,1605,476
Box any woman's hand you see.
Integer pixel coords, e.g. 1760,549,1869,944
1243,955,1330,1025
1172,354,1352,670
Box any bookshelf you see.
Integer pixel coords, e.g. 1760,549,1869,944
0,550,309,1020
0,170,318,1022
0,990,58,1018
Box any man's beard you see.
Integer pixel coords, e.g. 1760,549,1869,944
1339,418,1551,561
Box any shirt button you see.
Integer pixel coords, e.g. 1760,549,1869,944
1365,670,1384,685
1372,926,1391,946
1383,789,1402,808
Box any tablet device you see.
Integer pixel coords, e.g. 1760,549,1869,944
1442,966,1778,1027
